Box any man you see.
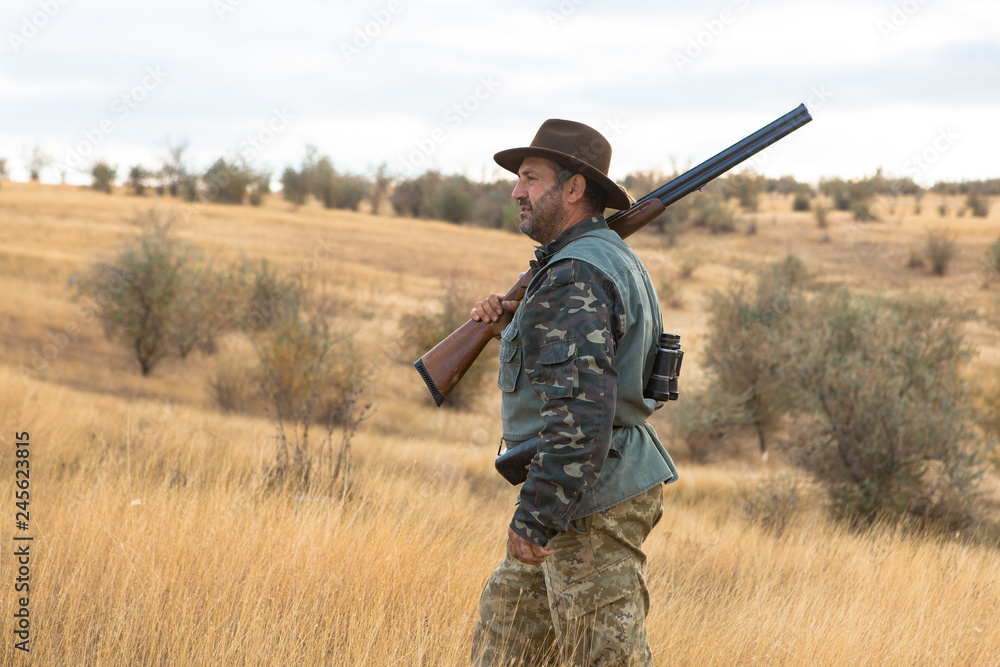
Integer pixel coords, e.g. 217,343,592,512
470,119,678,666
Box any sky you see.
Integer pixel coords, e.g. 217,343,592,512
1,0,998,189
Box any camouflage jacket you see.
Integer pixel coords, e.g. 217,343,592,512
500,216,676,547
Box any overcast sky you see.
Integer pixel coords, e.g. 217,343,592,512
1,0,997,188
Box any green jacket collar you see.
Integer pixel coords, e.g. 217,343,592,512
532,216,607,271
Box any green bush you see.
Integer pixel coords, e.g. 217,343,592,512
925,229,957,276
91,161,117,194
672,384,751,462
70,209,196,375
128,165,151,196
281,168,307,206
778,289,988,527
792,192,812,212
967,191,990,218
689,192,735,234
814,204,829,229
701,255,805,454
204,158,254,204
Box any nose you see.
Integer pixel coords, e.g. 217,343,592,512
511,178,528,201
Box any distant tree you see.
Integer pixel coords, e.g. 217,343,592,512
0,157,8,188
436,176,474,223
792,192,812,212
91,161,117,194
203,158,254,204
159,140,189,197
248,173,271,206
369,163,391,214
389,176,427,218
27,144,51,181
281,167,307,206
725,169,765,211
967,191,990,218
128,165,151,196
329,173,370,211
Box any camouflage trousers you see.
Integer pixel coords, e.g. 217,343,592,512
472,484,663,667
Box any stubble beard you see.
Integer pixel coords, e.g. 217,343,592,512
518,183,566,244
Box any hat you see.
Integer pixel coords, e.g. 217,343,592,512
494,119,632,211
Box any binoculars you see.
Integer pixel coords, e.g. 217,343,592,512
643,333,683,402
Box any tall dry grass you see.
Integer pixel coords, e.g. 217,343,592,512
2,184,1000,665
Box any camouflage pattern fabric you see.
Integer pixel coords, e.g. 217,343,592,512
473,484,663,666
507,220,629,547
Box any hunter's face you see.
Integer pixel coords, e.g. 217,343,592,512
512,157,567,245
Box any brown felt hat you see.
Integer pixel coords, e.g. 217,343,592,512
494,119,632,211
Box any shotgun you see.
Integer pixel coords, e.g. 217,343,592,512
414,103,813,406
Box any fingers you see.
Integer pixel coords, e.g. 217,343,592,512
470,293,506,323
507,527,554,565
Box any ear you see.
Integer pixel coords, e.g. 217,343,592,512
563,173,587,205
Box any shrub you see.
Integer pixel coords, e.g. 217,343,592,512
987,236,1000,276
204,158,254,204
281,168,307,206
726,170,765,211
777,289,988,527
689,192,735,234
91,161,117,193
967,191,990,218
128,165,151,196
792,192,812,212
701,255,805,454
814,204,829,229
738,470,804,536
672,385,751,462
925,229,957,276
253,295,368,492
436,178,475,223
70,209,196,375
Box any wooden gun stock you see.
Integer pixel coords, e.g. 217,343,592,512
414,270,532,406
415,104,812,405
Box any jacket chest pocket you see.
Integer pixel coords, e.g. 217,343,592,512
534,339,579,400
497,324,522,392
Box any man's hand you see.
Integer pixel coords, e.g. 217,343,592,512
470,293,519,338
507,526,554,565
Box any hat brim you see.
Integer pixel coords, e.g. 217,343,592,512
494,147,632,211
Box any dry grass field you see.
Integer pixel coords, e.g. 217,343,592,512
2,181,1000,665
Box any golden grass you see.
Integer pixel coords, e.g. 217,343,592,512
2,184,1000,665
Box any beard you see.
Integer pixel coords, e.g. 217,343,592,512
518,182,566,244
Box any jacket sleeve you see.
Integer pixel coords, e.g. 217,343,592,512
510,258,624,546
